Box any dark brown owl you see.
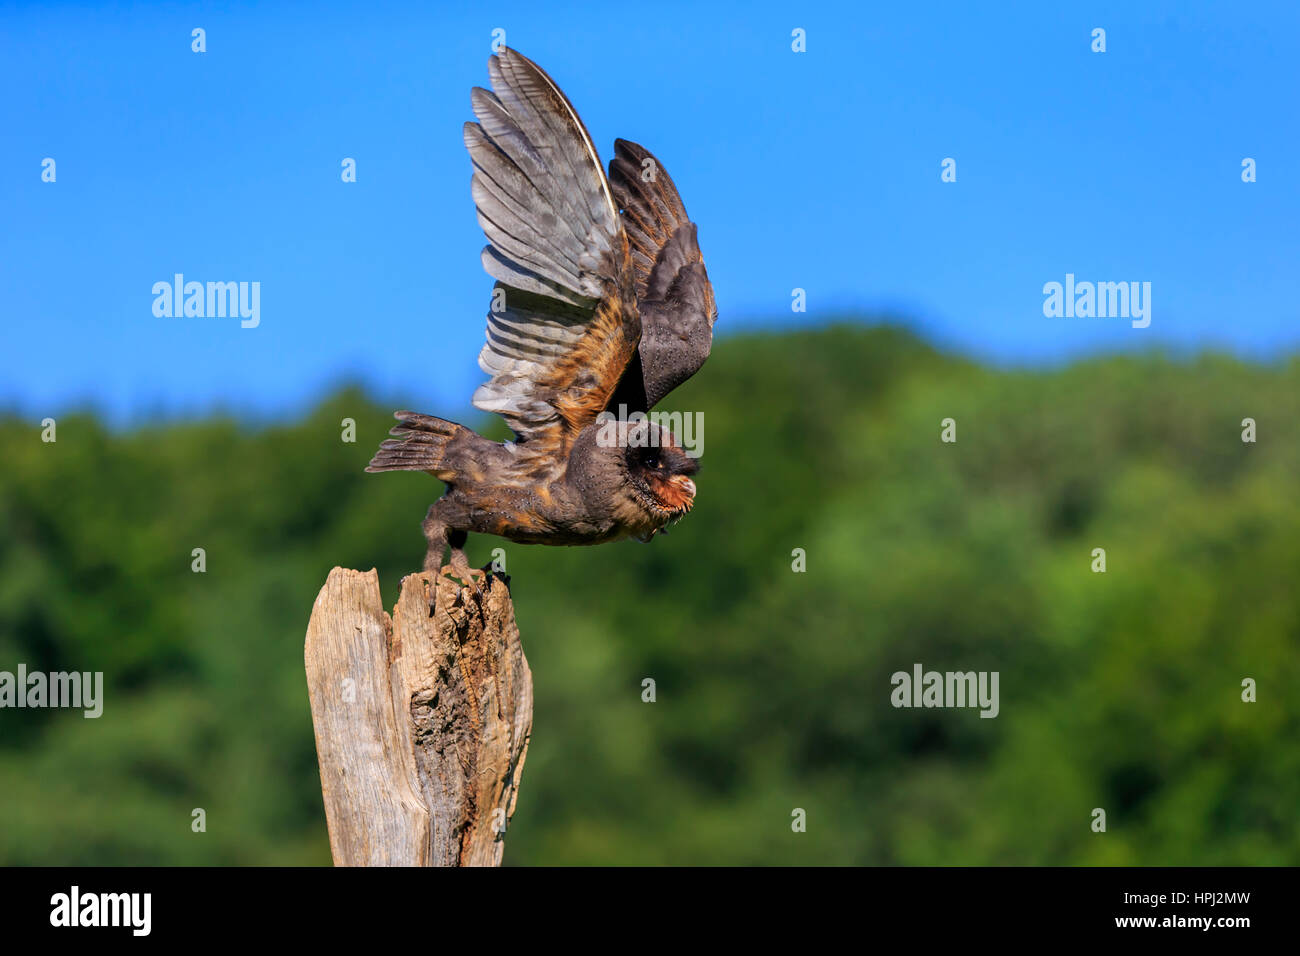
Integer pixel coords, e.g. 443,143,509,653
367,49,717,603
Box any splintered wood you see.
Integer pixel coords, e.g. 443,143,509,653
304,568,532,866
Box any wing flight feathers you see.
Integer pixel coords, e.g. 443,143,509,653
608,138,717,411
465,49,640,454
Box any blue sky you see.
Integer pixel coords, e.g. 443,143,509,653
3,0,1297,423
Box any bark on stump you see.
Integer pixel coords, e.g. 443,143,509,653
304,567,532,866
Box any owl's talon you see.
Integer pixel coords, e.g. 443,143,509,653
440,551,488,602
463,569,488,603
425,578,438,618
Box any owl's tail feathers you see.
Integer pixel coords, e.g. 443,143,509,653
365,411,466,481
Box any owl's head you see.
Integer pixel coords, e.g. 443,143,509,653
572,417,700,536
624,436,699,519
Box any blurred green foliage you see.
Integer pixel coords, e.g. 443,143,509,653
1,324,1297,865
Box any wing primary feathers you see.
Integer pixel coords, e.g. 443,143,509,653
463,48,640,457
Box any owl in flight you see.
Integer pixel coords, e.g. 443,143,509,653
367,49,717,605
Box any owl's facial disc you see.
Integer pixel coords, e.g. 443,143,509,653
625,441,699,517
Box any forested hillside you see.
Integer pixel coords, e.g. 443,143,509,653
2,324,1296,865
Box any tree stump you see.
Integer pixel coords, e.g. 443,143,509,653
304,567,532,866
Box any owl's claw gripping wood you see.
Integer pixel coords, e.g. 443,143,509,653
423,519,489,617
441,562,487,597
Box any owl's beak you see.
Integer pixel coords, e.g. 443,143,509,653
650,474,697,515
668,475,697,509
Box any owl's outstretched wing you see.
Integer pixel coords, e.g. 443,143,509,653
465,48,640,462
607,139,717,413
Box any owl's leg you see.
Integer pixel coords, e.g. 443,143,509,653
421,506,449,572
422,505,458,616
443,529,489,594
423,507,485,615
442,529,471,581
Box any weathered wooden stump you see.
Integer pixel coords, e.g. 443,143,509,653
304,567,532,866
